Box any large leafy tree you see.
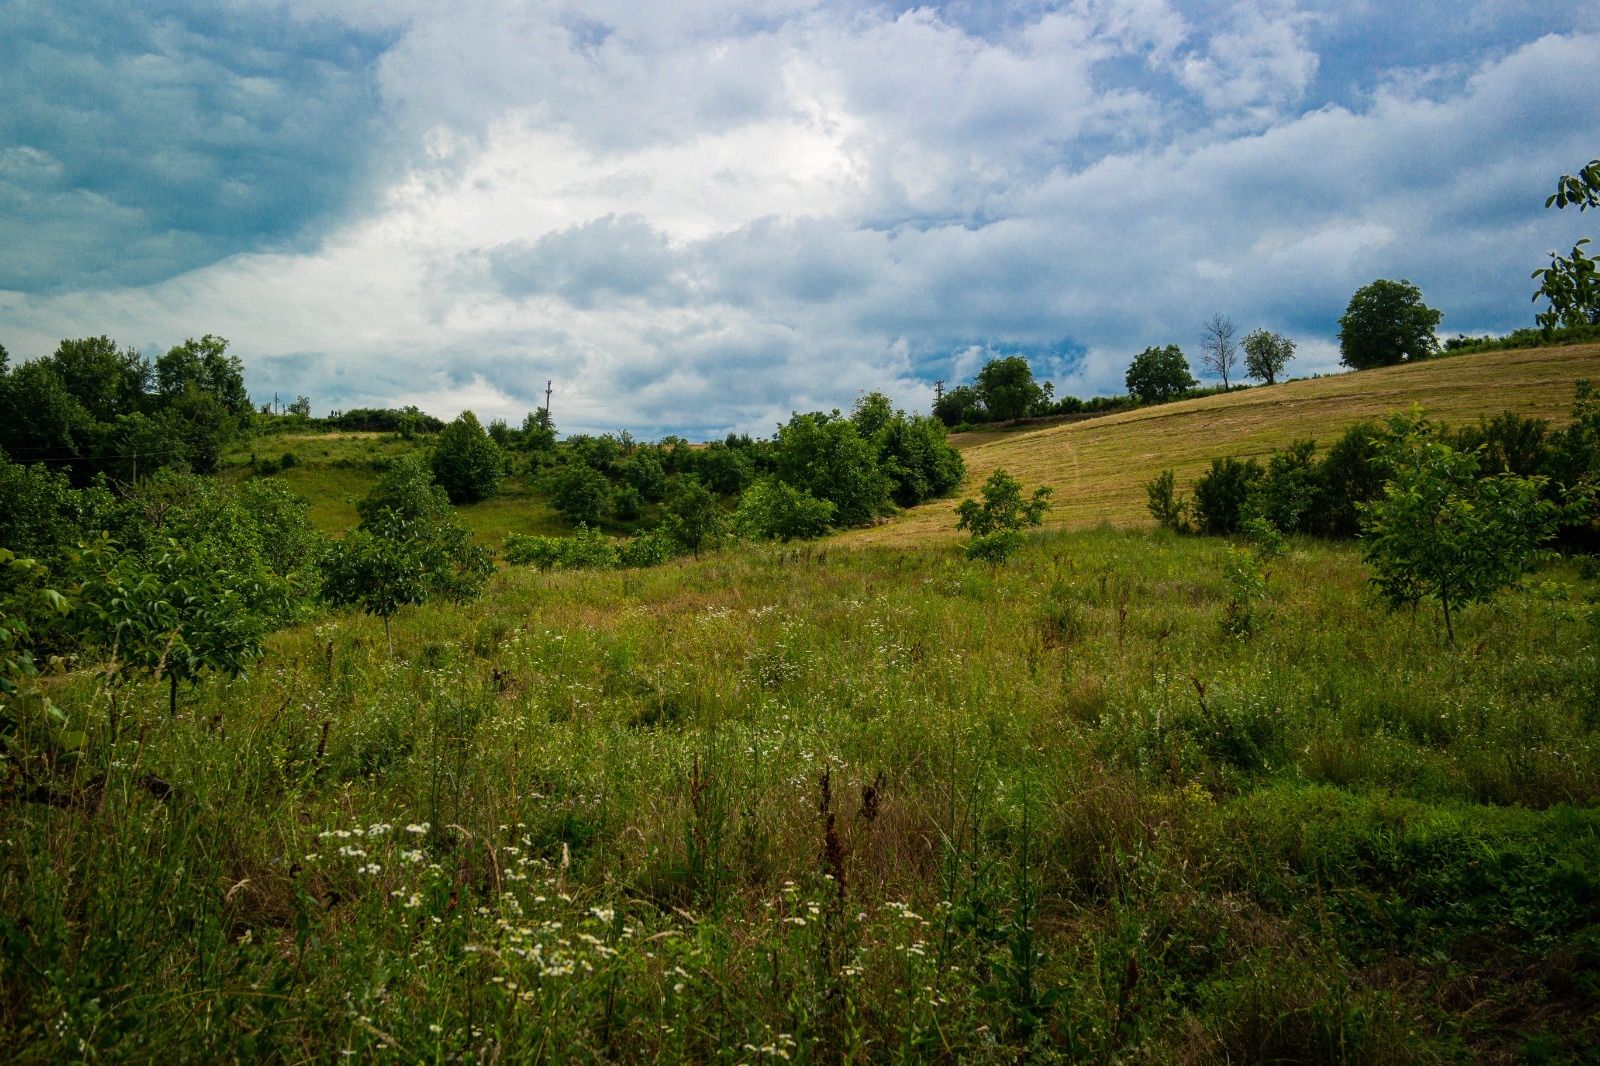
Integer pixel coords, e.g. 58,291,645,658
975,357,1050,421
1532,157,1600,332
431,410,504,503
1125,345,1196,404
932,384,985,427
1242,329,1296,386
1338,279,1442,369
155,334,251,416
773,411,889,527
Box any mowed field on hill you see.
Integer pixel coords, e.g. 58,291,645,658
852,342,1600,546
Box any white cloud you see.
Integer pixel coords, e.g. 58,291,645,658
2,3,1596,436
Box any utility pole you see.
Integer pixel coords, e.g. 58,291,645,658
934,380,944,404
544,380,553,417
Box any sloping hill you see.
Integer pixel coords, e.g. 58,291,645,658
852,342,1600,546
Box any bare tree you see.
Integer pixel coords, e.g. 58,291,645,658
1200,313,1238,389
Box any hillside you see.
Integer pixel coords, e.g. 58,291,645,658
855,342,1600,546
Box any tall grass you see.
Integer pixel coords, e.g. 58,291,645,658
3,529,1597,1060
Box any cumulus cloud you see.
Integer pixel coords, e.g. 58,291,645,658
1,2,1597,437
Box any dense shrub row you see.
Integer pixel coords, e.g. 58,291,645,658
1148,383,1600,547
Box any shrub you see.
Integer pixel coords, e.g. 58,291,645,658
1308,421,1389,538
431,410,503,503
504,526,622,571
734,478,836,541
1145,469,1190,533
1252,439,1319,533
956,469,1052,562
1192,457,1263,535
545,462,615,527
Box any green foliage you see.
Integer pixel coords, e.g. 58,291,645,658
430,410,503,504
504,525,623,571
1338,279,1443,369
975,356,1051,421
932,383,984,427
1241,328,1295,385
1532,158,1600,332
73,537,276,715
545,462,616,527
358,455,451,528
1192,457,1263,536
1360,416,1559,642
1125,344,1197,404
154,334,251,417
661,475,727,557
872,410,965,508
734,478,837,541
773,411,889,527
1250,439,1320,534
1309,421,1390,537
326,465,492,646
956,469,1051,561
0,550,78,773
1145,469,1191,533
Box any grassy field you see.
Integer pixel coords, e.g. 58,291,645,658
6,529,1599,1061
5,350,1598,1061
853,343,1600,546
226,434,569,544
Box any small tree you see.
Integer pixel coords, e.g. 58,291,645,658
431,410,503,504
73,539,273,716
955,469,1052,562
1199,314,1238,389
1125,345,1197,404
546,462,615,527
1360,416,1558,643
1145,469,1190,533
1532,158,1600,332
1338,279,1442,369
1242,329,1295,385
661,475,726,557
326,467,493,653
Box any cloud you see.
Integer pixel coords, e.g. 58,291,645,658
0,0,391,291
1,2,1596,437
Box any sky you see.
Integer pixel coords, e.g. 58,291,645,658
1,0,1597,438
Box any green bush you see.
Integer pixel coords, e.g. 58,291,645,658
1192,457,1263,535
734,478,836,541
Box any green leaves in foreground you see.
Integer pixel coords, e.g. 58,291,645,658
1359,413,1558,642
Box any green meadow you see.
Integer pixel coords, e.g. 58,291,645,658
6,525,1597,1061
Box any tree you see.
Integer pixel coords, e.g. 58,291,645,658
1199,313,1238,388
661,475,726,557
975,357,1050,422
1242,329,1296,386
546,462,615,527
955,469,1052,562
51,335,150,423
1125,345,1196,404
1532,158,1600,332
326,465,492,652
430,410,503,503
155,335,250,416
73,538,275,716
287,395,312,417
1338,279,1442,369
850,391,896,439
773,411,889,527
932,384,985,427
1360,415,1558,643
733,478,836,541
